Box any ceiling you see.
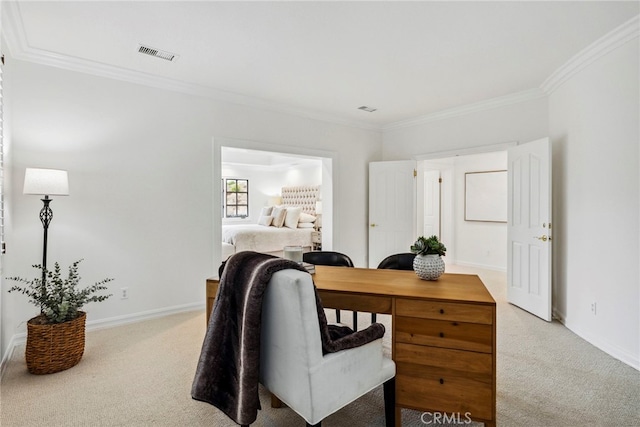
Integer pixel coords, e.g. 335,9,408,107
3,1,639,129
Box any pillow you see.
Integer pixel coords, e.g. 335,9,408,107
284,206,302,229
258,215,272,227
271,207,287,228
260,206,274,217
298,212,317,223
297,222,315,229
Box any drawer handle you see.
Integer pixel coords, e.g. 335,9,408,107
439,378,444,385
439,309,444,314
439,332,444,338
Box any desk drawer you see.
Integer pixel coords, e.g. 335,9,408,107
395,342,492,374
396,366,492,420
396,345,493,420
396,299,493,325
395,316,492,353
317,292,392,314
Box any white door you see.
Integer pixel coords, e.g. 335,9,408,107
507,138,552,321
423,170,441,238
368,161,416,268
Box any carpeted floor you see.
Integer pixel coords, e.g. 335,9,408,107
1,266,638,426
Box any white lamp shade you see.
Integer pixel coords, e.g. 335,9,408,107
315,201,322,215
23,168,69,196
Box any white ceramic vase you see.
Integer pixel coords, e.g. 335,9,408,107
413,254,445,280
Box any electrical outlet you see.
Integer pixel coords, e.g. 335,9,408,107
590,302,597,315
120,287,129,300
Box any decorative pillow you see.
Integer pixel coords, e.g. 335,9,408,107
258,215,272,227
271,207,287,228
260,206,274,217
298,212,317,223
297,222,315,229
284,206,302,229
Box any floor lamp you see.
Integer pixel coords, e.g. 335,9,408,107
23,168,69,292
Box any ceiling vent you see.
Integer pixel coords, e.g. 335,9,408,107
137,44,178,62
358,106,377,113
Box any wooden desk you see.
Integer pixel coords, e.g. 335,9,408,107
206,266,496,427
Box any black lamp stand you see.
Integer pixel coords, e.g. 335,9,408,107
38,195,54,292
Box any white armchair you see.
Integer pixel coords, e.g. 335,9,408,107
259,269,396,427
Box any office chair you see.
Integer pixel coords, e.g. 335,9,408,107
377,253,416,271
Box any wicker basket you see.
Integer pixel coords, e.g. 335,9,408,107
25,311,86,375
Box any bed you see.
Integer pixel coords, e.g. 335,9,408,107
222,185,319,258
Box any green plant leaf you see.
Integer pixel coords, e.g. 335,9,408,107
7,260,113,324
410,235,446,256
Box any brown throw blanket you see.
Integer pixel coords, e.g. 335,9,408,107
191,251,385,426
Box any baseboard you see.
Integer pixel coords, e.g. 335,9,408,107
551,307,565,323
0,302,205,380
553,308,639,371
0,333,22,380
85,302,204,332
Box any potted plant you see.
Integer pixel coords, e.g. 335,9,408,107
8,259,113,374
410,235,447,280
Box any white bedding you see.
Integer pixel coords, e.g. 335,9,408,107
222,224,313,254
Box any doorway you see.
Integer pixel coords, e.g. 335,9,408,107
418,150,508,271
212,137,335,268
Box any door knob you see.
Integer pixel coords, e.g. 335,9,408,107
535,235,549,242
370,223,377,227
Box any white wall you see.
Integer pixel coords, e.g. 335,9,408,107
382,97,549,161
1,58,382,359
282,164,322,187
549,39,639,368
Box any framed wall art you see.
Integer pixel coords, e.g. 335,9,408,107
464,170,507,223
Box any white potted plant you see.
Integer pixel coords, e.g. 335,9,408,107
8,259,113,374
410,235,446,280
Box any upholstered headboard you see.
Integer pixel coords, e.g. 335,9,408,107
281,185,320,215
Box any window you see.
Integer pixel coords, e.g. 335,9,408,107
223,179,248,218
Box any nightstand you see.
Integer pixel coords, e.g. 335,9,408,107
311,230,322,250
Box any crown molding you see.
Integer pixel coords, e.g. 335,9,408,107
13,47,381,132
1,2,379,132
1,1,29,56
541,14,639,95
382,88,547,131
